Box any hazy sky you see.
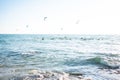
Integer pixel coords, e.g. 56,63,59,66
0,0,120,34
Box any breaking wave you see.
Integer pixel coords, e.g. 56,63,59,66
86,56,120,69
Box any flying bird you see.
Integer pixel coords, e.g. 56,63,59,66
26,25,29,28
44,17,47,21
76,20,80,24
61,28,63,31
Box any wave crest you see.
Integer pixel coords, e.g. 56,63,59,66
87,56,120,69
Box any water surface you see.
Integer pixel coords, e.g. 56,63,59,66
0,34,120,80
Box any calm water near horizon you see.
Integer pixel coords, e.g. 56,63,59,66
0,34,120,80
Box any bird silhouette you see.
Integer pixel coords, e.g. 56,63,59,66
26,25,29,28
44,17,47,21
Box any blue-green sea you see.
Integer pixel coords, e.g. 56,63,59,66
0,34,120,80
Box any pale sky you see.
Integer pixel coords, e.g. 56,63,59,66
0,0,120,34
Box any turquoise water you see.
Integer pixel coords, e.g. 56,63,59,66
0,34,120,80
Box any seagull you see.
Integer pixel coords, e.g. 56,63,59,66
26,25,29,28
44,17,47,21
76,20,80,24
61,28,63,31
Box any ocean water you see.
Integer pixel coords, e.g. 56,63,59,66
0,34,120,80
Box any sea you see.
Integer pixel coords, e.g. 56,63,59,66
0,34,120,80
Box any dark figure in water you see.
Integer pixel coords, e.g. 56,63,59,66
42,37,44,40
